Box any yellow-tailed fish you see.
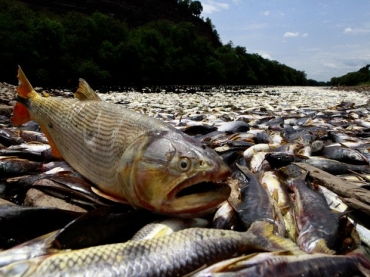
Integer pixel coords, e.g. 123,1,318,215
11,67,231,217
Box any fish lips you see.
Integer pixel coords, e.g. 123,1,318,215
164,168,231,218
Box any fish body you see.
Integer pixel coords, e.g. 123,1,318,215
0,227,280,277
306,156,370,174
193,251,370,277
261,171,297,241
11,67,231,217
234,165,285,237
319,145,369,165
281,169,339,254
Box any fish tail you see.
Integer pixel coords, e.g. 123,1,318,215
11,66,38,126
247,221,303,255
311,239,336,254
0,256,45,276
17,65,35,98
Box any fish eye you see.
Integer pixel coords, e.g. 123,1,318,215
178,158,191,172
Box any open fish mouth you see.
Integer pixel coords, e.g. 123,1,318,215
175,180,229,198
165,177,231,217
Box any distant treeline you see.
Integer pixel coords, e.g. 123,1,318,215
330,65,370,86
0,0,308,86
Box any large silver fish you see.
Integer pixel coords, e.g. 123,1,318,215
0,227,288,277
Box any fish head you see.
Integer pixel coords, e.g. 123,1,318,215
343,148,369,164
118,131,231,217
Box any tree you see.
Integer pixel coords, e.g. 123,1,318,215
190,1,203,17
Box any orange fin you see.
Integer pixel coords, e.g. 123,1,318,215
74,79,102,101
17,66,35,98
38,124,63,159
91,186,129,204
11,102,31,126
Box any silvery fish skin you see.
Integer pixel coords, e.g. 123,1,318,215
11,67,231,217
234,164,285,237
0,228,281,277
319,145,369,165
261,171,297,241
278,167,339,254
193,250,370,277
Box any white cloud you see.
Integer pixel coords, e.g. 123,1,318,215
344,27,370,35
324,63,338,69
262,10,270,16
284,32,299,37
232,0,242,4
302,33,309,37
201,0,229,14
261,53,272,60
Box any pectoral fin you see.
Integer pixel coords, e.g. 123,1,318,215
91,186,129,204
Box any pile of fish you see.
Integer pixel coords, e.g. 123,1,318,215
1,70,370,276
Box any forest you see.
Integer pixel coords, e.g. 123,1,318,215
330,65,370,86
0,0,309,86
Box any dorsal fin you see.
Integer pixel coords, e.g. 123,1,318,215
74,79,102,101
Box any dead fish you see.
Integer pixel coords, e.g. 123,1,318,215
0,227,288,277
306,156,370,174
265,152,306,169
278,166,339,254
318,145,369,165
0,129,23,147
193,250,370,277
242,143,278,161
11,67,231,217
217,121,250,133
233,164,285,237
17,130,49,144
261,171,297,241
0,156,43,176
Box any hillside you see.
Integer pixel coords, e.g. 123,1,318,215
0,0,308,86
20,0,220,45
330,65,370,86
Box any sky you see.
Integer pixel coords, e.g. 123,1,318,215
198,0,370,82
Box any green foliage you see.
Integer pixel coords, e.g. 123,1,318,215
190,1,203,17
0,0,309,86
330,65,370,86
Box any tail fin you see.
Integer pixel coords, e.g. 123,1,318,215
11,66,34,126
17,66,34,98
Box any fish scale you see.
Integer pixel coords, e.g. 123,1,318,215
18,228,254,277
28,96,167,197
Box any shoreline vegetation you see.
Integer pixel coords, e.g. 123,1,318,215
0,0,368,87
0,0,307,86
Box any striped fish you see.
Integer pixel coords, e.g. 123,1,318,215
11,66,231,217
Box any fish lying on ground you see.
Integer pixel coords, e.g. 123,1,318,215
233,164,285,237
0,227,290,277
278,165,339,254
11,67,231,217
193,249,370,277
